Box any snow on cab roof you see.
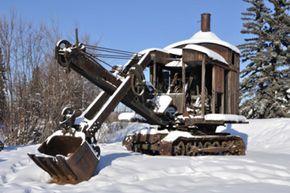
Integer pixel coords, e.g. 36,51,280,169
139,45,228,65
138,47,182,56
164,31,240,54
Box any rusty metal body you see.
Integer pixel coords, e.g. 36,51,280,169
29,13,247,184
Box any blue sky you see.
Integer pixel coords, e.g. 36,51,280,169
1,0,249,68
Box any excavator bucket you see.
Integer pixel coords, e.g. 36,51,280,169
28,135,99,184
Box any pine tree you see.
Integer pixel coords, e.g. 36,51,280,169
267,0,290,117
239,0,290,118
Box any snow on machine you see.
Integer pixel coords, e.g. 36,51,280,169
28,13,247,184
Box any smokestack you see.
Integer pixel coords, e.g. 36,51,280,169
201,13,211,32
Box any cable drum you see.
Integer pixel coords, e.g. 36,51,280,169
129,65,146,97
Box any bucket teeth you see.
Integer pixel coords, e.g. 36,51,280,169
28,135,99,184
28,154,78,183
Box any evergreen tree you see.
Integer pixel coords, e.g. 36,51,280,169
239,0,290,118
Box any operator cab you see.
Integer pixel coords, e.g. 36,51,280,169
147,14,240,117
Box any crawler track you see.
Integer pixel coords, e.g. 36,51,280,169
123,132,245,156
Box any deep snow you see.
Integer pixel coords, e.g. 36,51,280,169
0,118,290,193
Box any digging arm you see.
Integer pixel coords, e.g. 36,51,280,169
55,40,170,143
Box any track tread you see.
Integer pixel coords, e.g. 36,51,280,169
123,133,246,156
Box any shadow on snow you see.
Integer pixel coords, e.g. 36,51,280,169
95,152,132,174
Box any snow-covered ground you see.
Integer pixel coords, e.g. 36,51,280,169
1,119,290,193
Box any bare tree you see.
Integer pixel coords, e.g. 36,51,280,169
0,48,6,126
0,11,102,145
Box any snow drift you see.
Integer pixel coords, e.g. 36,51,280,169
0,118,290,193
